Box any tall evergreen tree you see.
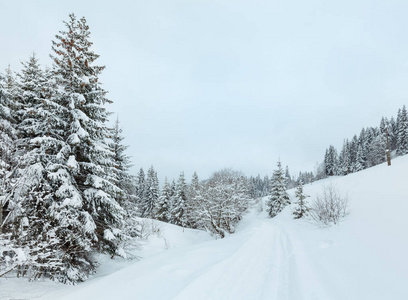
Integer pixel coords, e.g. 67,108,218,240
396,106,408,156
389,116,397,151
292,181,310,219
107,117,137,239
108,116,135,207
185,171,201,228
285,165,295,189
154,177,171,222
142,166,159,218
267,161,290,218
135,167,145,209
0,72,19,233
357,128,368,169
324,145,337,176
50,13,124,258
170,172,187,226
5,54,98,283
354,144,366,172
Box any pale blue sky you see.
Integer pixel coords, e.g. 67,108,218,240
2,0,408,182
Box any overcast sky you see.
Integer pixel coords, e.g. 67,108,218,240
2,0,408,183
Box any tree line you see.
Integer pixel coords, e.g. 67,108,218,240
319,106,408,178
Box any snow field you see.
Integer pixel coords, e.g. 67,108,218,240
2,156,408,299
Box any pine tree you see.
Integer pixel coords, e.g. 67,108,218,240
368,128,386,166
50,13,124,258
185,171,200,228
389,116,397,151
357,128,368,170
170,172,187,226
396,106,408,156
142,166,159,218
349,135,359,172
324,146,337,176
135,167,145,210
154,177,171,222
108,116,135,206
285,165,295,189
108,117,138,239
167,179,176,221
6,54,97,283
365,128,376,167
293,181,310,219
267,161,290,218
189,171,200,200
0,72,19,233
354,144,366,172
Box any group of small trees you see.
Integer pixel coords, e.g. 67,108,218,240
0,14,135,283
136,166,159,218
151,170,251,238
266,162,348,226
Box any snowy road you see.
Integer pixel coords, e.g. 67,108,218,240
173,218,326,300
47,210,331,300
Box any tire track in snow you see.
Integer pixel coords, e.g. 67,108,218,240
274,222,331,300
174,219,312,300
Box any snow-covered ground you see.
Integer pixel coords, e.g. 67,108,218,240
2,156,408,299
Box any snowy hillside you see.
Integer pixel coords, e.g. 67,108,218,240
2,156,408,300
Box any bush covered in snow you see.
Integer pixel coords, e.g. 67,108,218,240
194,169,250,238
310,184,349,227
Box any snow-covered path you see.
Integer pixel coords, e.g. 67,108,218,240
44,209,331,300
173,217,327,300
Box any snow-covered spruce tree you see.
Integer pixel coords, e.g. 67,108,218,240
108,117,138,239
389,116,398,151
4,54,98,283
324,145,337,176
50,14,124,258
267,161,290,218
185,171,201,228
0,72,19,234
154,177,171,222
338,139,352,175
166,179,176,221
349,135,359,172
189,171,200,200
285,165,296,189
354,144,366,172
108,116,136,207
135,167,145,212
293,181,310,219
396,106,408,156
357,128,368,170
141,166,159,218
368,129,386,167
170,172,187,227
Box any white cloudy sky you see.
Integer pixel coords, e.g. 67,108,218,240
2,0,408,182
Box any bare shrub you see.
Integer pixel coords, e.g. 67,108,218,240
310,184,349,227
